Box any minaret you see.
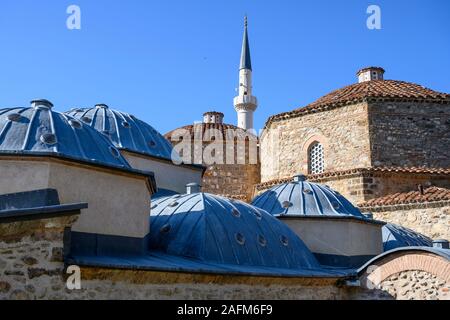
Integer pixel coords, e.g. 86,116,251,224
234,16,258,131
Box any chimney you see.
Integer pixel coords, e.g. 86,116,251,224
293,174,307,182
203,111,224,124
418,184,425,195
186,183,202,194
356,67,385,83
31,99,54,110
433,239,449,249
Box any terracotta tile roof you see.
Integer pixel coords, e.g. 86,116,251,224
359,186,450,207
255,166,450,191
165,123,258,141
266,80,450,127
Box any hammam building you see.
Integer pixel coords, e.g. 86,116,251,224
0,18,449,300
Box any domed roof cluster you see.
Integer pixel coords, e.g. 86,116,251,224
149,188,321,270
251,175,365,218
382,223,433,252
66,104,175,161
0,100,131,169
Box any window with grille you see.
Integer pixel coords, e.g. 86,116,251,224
308,142,324,174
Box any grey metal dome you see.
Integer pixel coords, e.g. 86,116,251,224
382,223,433,252
0,100,131,169
66,105,175,161
150,190,321,270
251,174,365,218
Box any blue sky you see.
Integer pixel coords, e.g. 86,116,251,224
0,0,449,134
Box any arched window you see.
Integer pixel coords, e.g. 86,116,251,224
308,142,324,174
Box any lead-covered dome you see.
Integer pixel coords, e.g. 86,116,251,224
149,188,320,270
382,223,433,252
251,174,365,218
0,100,131,169
66,104,174,161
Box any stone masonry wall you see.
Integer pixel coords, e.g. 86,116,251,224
379,270,449,300
261,102,371,183
173,137,260,202
369,101,450,168
370,202,450,241
0,215,78,300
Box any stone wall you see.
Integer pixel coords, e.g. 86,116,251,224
0,215,78,300
169,135,260,202
261,102,371,182
379,270,449,300
359,250,450,300
369,201,450,240
369,101,450,168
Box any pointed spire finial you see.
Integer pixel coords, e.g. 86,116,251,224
239,15,252,71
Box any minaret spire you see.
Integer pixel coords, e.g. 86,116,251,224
234,16,258,131
240,16,252,71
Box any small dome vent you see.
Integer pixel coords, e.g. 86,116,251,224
7,113,21,122
253,210,262,220
122,121,130,128
235,233,246,245
40,133,57,145
81,116,92,123
303,189,312,194
160,224,171,234
332,202,340,210
258,235,267,247
282,201,292,209
280,235,289,246
68,119,82,129
232,208,241,217
168,201,179,208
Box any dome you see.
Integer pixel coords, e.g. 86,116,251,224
382,223,432,252
165,122,258,142
0,100,131,169
149,190,320,270
66,105,175,161
251,175,365,218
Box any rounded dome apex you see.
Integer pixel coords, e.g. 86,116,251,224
0,102,130,169
150,192,320,269
251,175,365,218
66,105,174,161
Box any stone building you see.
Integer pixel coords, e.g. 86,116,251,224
258,67,450,241
165,111,260,202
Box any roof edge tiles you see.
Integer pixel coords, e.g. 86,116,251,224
264,80,450,129
358,186,450,208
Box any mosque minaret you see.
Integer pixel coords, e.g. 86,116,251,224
233,16,258,131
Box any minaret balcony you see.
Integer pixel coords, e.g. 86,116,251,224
233,95,258,111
